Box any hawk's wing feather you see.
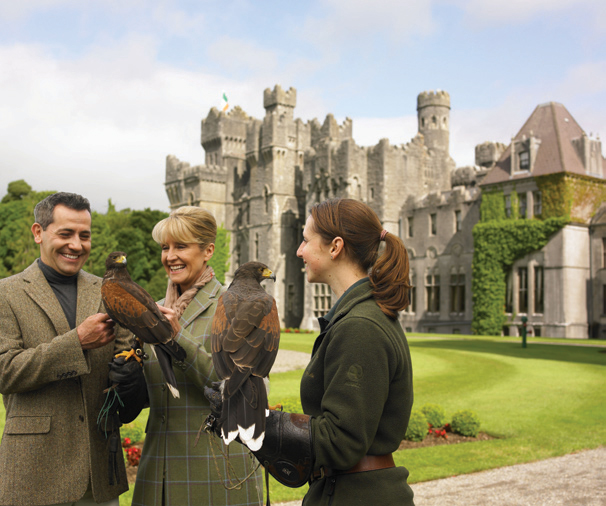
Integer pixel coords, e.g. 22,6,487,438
102,279,173,344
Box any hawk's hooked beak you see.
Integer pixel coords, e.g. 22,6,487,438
262,268,276,281
117,255,127,265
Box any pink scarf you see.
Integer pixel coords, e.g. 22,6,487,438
163,265,215,318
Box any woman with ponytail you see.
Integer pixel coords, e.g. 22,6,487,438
205,198,414,505
295,197,415,505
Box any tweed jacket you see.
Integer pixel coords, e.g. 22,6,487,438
300,279,415,506
0,261,131,506
132,276,263,506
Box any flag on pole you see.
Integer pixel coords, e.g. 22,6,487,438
222,92,229,112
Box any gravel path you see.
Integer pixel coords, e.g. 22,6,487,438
271,349,310,373
276,447,606,506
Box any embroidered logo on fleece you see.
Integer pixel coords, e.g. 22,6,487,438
345,364,363,387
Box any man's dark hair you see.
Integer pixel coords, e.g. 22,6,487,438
34,192,91,230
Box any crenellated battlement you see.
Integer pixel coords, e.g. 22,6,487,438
264,84,297,110
417,90,451,110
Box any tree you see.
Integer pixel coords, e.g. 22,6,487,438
1,180,33,203
0,182,232,301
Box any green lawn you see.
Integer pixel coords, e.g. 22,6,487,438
2,333,605,505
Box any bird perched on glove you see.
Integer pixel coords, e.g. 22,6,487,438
102,251,185,398
210,261,280,451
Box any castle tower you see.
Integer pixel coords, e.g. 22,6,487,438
263,85,297,121
417,90,451,153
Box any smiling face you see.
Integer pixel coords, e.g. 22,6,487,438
296,215,333,284
32,204,92,276
161,238,215,292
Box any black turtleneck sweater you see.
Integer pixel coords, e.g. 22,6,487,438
38,258,78,330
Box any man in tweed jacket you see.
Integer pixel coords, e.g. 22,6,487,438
0,192,131,506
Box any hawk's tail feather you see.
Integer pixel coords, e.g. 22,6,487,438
220,376,268,451
159,340,186,362
155,345,180,399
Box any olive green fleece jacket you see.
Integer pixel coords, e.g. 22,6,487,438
300,279,415,506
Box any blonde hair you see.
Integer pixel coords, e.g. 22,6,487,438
152,206,217,246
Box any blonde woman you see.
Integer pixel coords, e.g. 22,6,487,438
122,206,262,506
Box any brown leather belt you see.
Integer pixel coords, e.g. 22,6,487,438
311,454,395,482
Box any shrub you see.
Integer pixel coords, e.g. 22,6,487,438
404,410,429,442
121,423,145,444
420,403,447,428
451,410,481,437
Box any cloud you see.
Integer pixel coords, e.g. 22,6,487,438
454,0,606,25
206,36,280,75
0,40,268,212
300,0,436,48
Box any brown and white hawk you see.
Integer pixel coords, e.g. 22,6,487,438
101,251,186,398
211,262,280,451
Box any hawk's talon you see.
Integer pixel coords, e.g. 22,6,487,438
114,349,142,364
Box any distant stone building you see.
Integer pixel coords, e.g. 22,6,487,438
164,86,606,338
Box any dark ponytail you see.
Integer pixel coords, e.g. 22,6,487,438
310,198,410,319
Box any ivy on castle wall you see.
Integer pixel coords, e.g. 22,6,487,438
535,173,606,221
471,216,568,335
479,190,505,221
472,171,606,335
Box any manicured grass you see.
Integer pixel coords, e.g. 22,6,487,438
3,333,604,506
265,335,606,502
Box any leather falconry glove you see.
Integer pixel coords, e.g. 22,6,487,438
108,355,149,424
203,384,314,488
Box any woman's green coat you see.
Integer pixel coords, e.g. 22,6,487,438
301,279,415,505
132,277,263,506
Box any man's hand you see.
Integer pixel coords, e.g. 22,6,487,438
77,313,116,350
157,305,181,337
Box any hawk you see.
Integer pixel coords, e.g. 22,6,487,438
211,262,280,451
101,251,186,398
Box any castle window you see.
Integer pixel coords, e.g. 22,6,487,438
505,195,512,218
264,187,270,214
426,273,440,313
450,271,465,314
370,187,375,200
421,117,426,128
603,285,606,315
313,284,333,318
519,151,530,171
505,270,513,313
519,193,527,219
534,265,544,314
455,210,462,232
407,217,414,238
254,233,259,261
534,191,542,216
518,267,528,314
602,237,606,268
404,271,416,314
430,213,437,236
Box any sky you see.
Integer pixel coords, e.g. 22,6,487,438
1,0,605,213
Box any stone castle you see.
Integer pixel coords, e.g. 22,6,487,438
164,85,606,338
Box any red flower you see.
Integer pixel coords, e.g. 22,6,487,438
122,437,131,448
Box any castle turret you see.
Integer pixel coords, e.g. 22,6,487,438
263,85,296,120
417,90,451,153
